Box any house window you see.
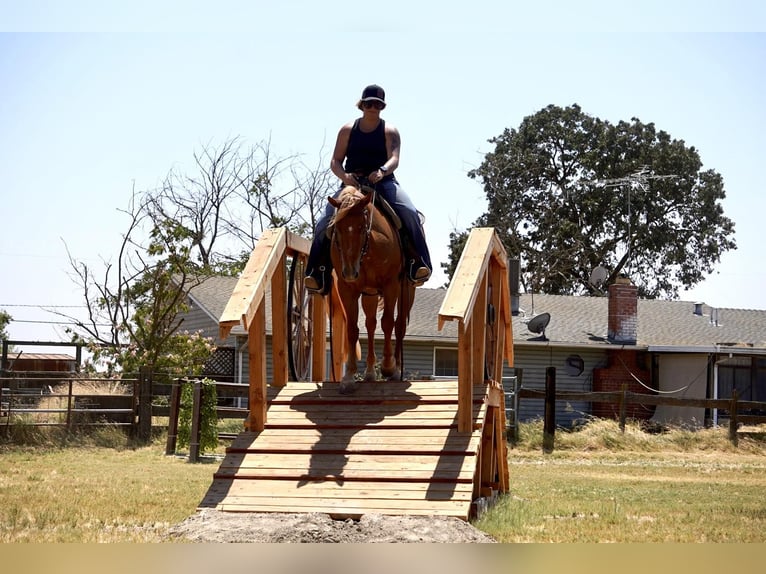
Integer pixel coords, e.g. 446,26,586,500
434,347,458,378
718,356,766,403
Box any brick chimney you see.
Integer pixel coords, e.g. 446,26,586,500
607,279,638,344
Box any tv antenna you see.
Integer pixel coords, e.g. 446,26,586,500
592,166,679,267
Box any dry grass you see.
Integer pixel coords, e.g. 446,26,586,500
475,420,766,542
2,419,765,542
0,439,216,542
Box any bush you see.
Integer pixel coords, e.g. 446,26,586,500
176,378,218,454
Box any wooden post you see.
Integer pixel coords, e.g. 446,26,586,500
311,294,326,382
543,366,556,454
457,320,474,433
729,389,739,447
619,384,627,433
247,300,268,431
136,366,152,443
270,251,289,387
189,380,203,463
66,379,74,429
165,380,182,455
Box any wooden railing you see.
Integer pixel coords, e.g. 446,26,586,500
218,227,327,431
438,227,514,432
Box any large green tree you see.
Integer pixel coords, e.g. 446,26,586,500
446,104,736,298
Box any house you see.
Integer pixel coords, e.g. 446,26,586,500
181,276,766,428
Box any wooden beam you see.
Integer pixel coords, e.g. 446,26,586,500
218,227,287,339
311,294,326,383
285,232,311,257
270,251,288,387
247,300,268,431
471,273,487,385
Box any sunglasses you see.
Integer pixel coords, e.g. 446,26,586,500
362,100,385,110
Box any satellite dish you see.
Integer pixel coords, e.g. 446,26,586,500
527,312,551,341
589,265,608,287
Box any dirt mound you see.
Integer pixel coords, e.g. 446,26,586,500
167,509,496,543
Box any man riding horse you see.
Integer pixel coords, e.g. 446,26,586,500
304,84,432,295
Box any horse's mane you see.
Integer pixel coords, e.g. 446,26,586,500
331,186,369,226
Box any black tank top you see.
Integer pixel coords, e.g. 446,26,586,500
344,118,387,175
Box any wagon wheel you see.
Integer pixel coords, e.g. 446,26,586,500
484,280,497,382
287,255,313,381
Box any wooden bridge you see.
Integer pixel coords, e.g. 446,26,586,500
200,226,514,520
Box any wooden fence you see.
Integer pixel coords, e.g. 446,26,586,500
517,366,766,451
1,374,138,431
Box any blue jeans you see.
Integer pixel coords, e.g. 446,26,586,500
306,176,432,278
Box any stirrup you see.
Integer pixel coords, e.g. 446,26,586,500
408,261,430,285
305,266,330,295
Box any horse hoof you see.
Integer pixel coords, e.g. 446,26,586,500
386,369,402,382
339,380,359,395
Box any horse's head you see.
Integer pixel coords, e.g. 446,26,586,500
328,186,374,282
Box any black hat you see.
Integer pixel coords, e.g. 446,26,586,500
360,84,385,103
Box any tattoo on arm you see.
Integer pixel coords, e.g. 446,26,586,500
390,131,401,155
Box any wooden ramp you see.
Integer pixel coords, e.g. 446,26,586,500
200,379,506,520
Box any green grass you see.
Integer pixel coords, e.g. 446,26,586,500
1,419,765,542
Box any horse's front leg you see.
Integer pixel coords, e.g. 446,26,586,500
361,295,379,382
339,290,361,395
379,287,398,379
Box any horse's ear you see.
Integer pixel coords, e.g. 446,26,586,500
328,196,341,209
359,191,373,208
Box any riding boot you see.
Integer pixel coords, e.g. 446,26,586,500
305,237,333,295
402,235,431,285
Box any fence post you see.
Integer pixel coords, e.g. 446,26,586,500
165,380,182,455
543,366,556,454
137,366,153,443
66,379,74,429
189,380,203,463
618,384,627,433
728,389,739,447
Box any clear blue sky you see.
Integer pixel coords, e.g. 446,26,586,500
2,1,765,352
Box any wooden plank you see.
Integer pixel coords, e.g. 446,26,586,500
438,227,495,326
204,479,473,496
219,227,287,338
285,231,311,257
215,466,476,481
213,500,471,519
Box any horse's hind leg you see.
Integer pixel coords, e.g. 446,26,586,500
361,295,378,381
391,284,415,381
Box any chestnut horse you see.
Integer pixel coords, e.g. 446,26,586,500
328,185,415,394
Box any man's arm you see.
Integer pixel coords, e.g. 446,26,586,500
330,123,356,186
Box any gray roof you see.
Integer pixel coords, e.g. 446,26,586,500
187,277,766,352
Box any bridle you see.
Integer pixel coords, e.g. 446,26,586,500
333,186,375,261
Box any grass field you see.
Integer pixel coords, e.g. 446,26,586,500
1,420,765,542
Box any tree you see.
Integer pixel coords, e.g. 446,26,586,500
61,136,334,375
0,309,11,342
448,104,736,299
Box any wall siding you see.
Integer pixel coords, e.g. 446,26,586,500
512,346,609,427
